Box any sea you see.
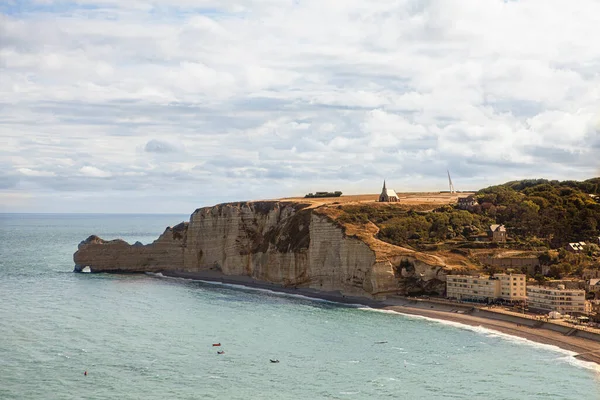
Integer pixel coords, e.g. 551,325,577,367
1,213,599,400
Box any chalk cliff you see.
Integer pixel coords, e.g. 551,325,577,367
74,201,448,298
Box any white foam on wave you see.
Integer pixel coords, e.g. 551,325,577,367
357,306,600,373
371,377,398,382
146,273,370,310
556,355,600,372
152,274,362,307
81,266,91,273
204,281,343,305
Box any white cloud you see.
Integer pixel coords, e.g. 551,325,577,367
1,0,599,212
79,166,112,178
17,168,56,177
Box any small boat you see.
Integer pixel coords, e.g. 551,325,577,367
270,359,279,363
212,343,221,347
217,351,225,355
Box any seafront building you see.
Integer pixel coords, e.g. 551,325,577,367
446,273,526,302
526,285,588,314
497,273,527,302
447,275,591,315
446,275,500,301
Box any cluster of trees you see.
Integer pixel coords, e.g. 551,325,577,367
338,204,493,247
305,191,342,198
473,178,600,248
377,209,492,245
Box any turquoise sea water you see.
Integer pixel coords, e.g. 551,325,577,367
1,214,599,400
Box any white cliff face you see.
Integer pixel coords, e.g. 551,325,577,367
181,203,394,297
306,214,397,296
74,201,447,297
182,202,305,276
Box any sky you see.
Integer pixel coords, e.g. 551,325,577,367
1,0,599,213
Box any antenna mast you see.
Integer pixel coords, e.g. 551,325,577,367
447,170,456,193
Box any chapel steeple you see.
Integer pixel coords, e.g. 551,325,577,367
379,180,399,202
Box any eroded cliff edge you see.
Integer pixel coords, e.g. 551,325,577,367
74,201,447,298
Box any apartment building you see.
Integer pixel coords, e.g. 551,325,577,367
496,273,527,302
527,285,588,314
446,275,500,301
446,274,527,302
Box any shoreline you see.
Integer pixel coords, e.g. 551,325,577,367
160,270,600,367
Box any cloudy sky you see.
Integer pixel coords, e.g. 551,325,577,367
1,0,599,213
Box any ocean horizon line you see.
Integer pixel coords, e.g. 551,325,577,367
0,212,191,216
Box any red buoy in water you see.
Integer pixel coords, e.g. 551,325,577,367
84,371,87,376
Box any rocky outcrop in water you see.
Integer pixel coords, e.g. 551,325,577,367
74,222,188,273
74,201,447,298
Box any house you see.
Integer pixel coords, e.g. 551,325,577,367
378,180,399,202
457,195,477,210
589,300,600,315
587,279,600,298
566,242,586,253
488,224,507,243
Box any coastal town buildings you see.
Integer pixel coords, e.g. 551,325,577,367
447,274,592,314
488,224,507,242
378,181,399,202
446,273,526,302
526,285,588,314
